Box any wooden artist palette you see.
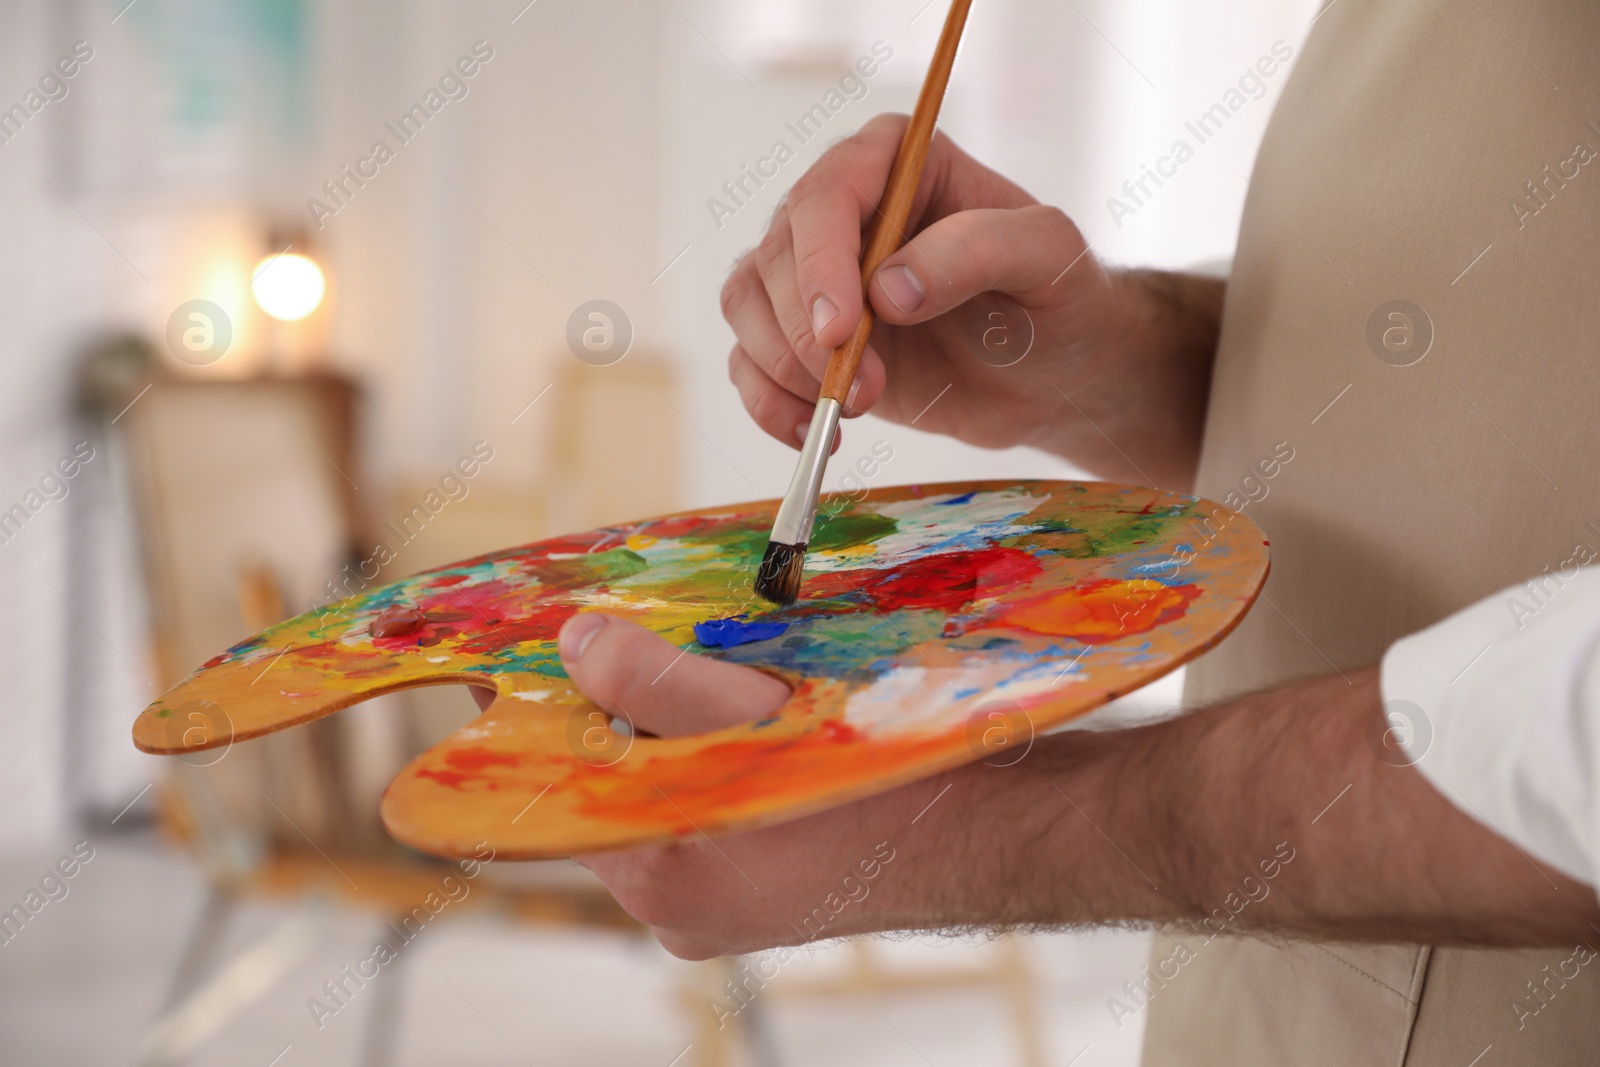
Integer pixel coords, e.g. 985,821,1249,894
134,481,1267,860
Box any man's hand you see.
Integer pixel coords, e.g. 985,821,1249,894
548,612,975,960
723,113,1224,488
517,612,1600,959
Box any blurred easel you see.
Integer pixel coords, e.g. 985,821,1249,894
90,355,639,1065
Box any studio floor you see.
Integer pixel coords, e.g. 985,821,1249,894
0,830,1152,1067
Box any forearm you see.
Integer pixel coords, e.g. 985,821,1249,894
922,666,1598,945
1033,269,1223,491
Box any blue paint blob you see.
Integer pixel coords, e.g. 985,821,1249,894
694,615,790,649
937,492,976,506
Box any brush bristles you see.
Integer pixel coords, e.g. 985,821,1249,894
754,541,806,606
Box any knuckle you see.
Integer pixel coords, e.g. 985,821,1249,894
1034,203,1073,231
1033,203,1083,247
768,338,816,392
861,111,910,142
792,240,837,286
720,257,758,323
753,224,788,276
786,165,827,204
774,298,816,353
747,383,788,435
937,214,990,280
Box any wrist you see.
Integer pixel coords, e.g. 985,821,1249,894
1029,269,1223,486
1111,268,1224,350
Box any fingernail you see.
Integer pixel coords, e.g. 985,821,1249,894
795,421,810,445
560,614,607,665
876,265,924,313
845,375,862,413
811,295,838,338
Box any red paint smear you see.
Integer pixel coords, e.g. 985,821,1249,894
986,578,1200,644
265,639,341,666
638,513,750,541
454,601,578,654
415,768,473,789
803,546,1042,614
414,578,520,612
818,717,858,743
416,745,525,790
298,639,344,657
375,515,763,653
397,579,563,650
448,747,523,772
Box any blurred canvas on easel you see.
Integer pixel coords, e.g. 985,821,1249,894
385,355,681,746
117,373,404,861
546,354,682,535
376,356,679,577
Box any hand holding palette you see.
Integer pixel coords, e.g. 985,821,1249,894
133,481,1267,860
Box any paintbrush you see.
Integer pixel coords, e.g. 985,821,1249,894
755,0,974,606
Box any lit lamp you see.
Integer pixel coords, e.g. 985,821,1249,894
251,250,325,321
250,230,328,371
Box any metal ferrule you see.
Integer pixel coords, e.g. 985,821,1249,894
770,398,841,546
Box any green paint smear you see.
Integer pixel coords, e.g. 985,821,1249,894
809,510,897,552
1032,503,1190,560
526,548,648,588
695,524,769,561
482,644,567,679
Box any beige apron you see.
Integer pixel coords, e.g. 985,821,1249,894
1140,0,1600,1063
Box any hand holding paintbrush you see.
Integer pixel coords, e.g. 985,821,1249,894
756,0,974,606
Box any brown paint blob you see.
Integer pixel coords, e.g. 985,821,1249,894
369,605,427,639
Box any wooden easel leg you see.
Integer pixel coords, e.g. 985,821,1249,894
1000,936,1047,1067
160,888,236,1017
140,888,236,1067
136,896,320,1066
740,990,785,1067
357,922,410,1067
680,959,732,1067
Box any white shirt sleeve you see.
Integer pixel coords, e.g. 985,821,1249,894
1381,565,1600,890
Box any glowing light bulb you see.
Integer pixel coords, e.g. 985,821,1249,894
251,252,326,321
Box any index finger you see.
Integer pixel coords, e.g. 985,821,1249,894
785,113,911,349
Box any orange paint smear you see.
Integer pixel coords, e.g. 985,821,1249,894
991,578,1199,643
565,717,956,832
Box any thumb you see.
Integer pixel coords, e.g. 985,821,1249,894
868,205,1098,324
557,613,790,736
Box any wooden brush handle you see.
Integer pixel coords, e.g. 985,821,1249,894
819,0,973,403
